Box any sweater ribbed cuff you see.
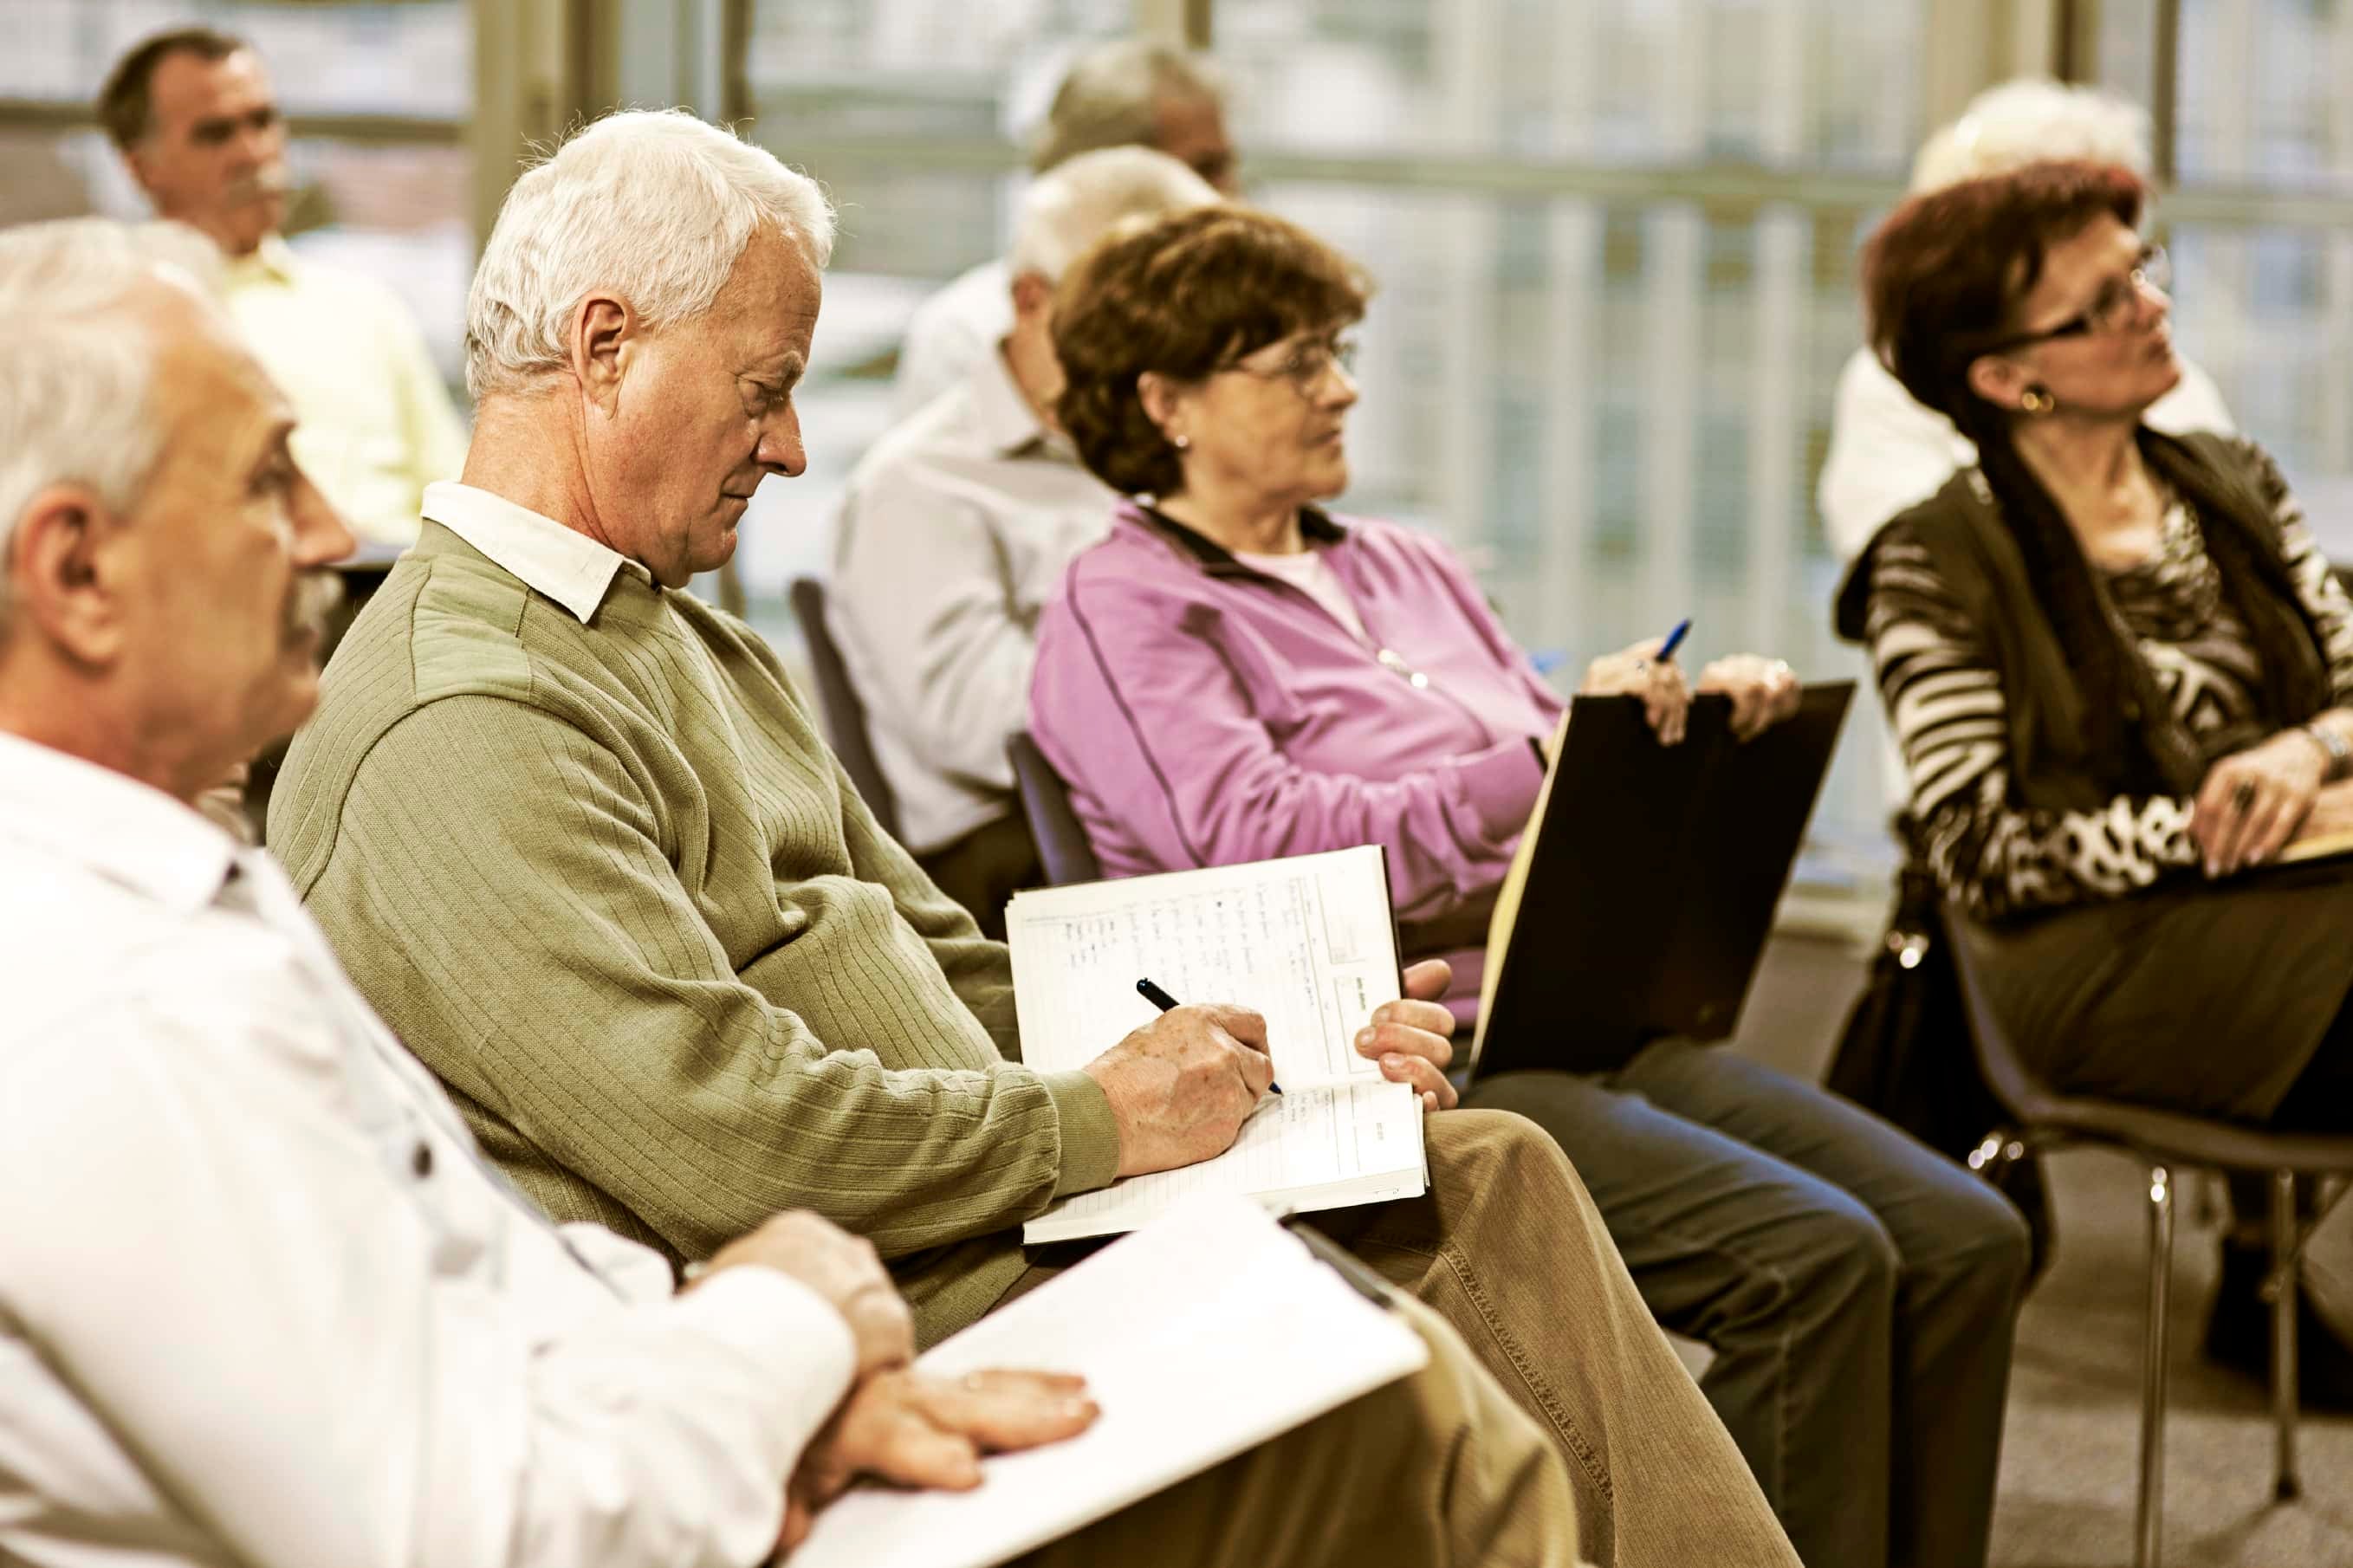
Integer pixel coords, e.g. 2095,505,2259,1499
1040,1069,1122,1197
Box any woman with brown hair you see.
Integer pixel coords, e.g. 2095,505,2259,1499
1031,203,2028,1568
1838,158,2353,1396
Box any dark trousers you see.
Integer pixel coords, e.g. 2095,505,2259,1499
1468,1040,2032,1568
915,812,1043,942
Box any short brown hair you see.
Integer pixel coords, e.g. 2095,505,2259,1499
98,27,247,152
1052,206,1371,496
1864,159,2144,430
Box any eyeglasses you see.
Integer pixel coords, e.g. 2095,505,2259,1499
1225,332,1359,393
1986,244,2171,352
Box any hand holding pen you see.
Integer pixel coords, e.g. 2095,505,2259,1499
1577,616,1695,745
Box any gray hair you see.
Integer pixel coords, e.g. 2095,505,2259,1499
1911,79,2153,194
464,109,835,400
0,218,226,639
1031,41,1226,176
1007,146,1221,282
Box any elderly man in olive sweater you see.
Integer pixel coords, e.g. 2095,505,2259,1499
270,112,1798,1568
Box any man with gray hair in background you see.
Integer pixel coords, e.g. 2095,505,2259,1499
833,146,1221,933
269,107,1805,1568
0,214,1597,1568
891,39,1240,418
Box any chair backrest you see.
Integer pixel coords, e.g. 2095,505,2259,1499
788,577,902,840
1941,904,2065,1129
1007,730,1103,886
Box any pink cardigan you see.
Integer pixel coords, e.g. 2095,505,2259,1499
1028,500,1564,925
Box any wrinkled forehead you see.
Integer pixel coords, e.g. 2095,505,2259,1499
142,281,291,448
707,228,825,361
2017,212,2140,315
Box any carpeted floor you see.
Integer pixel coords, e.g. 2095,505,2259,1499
1727,932,2353,1568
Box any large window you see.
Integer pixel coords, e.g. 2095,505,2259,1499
744,0,1932,901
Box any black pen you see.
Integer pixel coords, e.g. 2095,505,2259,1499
1137,976,1280,1094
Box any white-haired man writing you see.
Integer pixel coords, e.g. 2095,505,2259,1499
892,40,1239,418
269,109,1800,1568
833,146,1219,933
1818,78,2233,558
0,217,1598,1567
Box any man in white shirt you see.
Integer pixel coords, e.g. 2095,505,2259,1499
0,217,1591,1568
835,147,1220,932
100,25,469,548
891,40,1239,421
1818,78,2233,561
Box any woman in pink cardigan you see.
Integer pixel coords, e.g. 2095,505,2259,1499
1027,205,2028,1568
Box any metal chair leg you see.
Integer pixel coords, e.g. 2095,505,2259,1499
2137,1163,2175,1568
2272,1169,2302,1502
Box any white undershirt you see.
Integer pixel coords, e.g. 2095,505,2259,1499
1234,546,1371,644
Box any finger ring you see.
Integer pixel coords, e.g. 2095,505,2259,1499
2233,780,2257,813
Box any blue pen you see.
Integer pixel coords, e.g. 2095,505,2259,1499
1138,977,1280,1094
1656,618,1692,664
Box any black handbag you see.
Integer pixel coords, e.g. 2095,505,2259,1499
1826,854,2056,1282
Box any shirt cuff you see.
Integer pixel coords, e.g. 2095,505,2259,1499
1452,738,1549,846
664,1266,859,1473
1040,1067,1122,1197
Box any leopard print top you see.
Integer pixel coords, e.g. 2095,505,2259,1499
1864,457,2353,920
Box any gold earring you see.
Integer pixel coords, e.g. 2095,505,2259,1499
2019,387,2056,417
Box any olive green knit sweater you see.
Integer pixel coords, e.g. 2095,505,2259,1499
269,522,1119,1344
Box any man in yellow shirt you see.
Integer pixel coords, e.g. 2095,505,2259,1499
100,26,467,549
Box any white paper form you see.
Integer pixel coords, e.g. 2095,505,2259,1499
1005,846,1424,1243
791,1194,1429,1568
1004,844,1401,1085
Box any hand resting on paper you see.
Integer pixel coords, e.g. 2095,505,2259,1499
1083,1003,1277,1177
2194,729,2325,877
777,1368,1100,1557
2285,778,2353,855
694,1210,914,1379
1353,959,1461,1112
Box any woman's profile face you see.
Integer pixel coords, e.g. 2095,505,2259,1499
1168,322,1360,507
1997,213,2183,420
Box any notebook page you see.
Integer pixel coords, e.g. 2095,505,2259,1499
1023,1077,1423,1244
791,1194,1429,1568
1004,844,1399,1085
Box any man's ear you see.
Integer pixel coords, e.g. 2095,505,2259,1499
1009,270,1055,321
568,291,633,411
9,485,131,667
1965,352,2028,413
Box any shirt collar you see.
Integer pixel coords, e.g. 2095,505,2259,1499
224,232,300,286
1126,499,1350,574
0,731,238,914
968,342,1066,460
421,481,652,623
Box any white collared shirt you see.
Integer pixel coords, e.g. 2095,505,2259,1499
224,235,470,550
890,258,1014,423
832,343,1117,852
421,479,651,623
0,731,855,1567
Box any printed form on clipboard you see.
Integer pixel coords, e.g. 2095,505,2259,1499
1005,846,1427,1244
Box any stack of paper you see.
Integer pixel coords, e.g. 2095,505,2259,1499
1003,846,1426,1242
789,1194,1429,1568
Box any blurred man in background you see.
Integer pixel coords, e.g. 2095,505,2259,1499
101,26,468,549
891,39,1239,418
833,146,1220,934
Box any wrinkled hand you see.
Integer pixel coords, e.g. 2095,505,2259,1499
697,1211,912,1379
1696,655,1802,742
777,1369,1099,1557
1353,959,1460,1111
1579,639,1694,745
1084,1004,1275,1176
2194,730,2324,876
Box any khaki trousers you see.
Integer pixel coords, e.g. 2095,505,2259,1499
1015,1293,1585,1568
1008,1111,1798,1568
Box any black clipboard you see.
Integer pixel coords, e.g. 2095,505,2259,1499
1468,681,1853,1079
